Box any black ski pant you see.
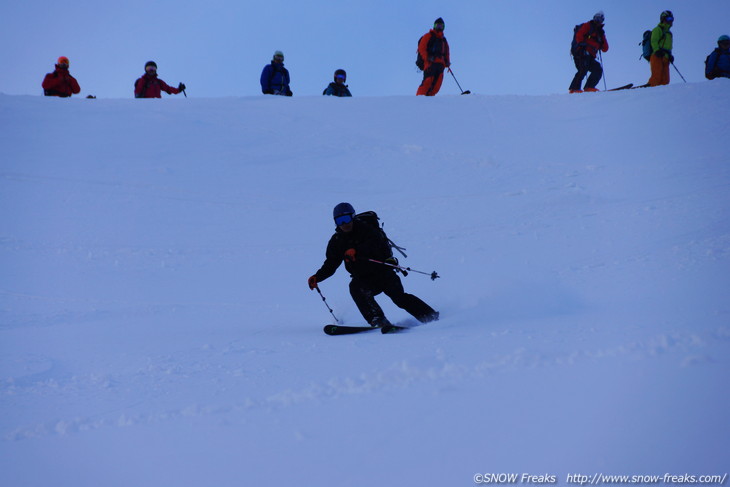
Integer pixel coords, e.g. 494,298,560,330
569,54,602,91
349,271,437,325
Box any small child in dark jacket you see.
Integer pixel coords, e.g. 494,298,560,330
323,69,352,97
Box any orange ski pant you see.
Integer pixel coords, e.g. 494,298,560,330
417,66,445,96
648,54,670,86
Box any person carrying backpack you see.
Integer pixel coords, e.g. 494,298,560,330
323,69,352,97
416,18,450,96
308,203,439,328
705,35,730,80
260,51,292,96
647,10,674,87
569,11,609,93
42,56,81,97
134,61,185,98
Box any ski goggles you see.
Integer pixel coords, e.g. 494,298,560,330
664,16,674,22
335,74,346,80
334,213,354,226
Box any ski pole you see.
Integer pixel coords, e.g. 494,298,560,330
599,50,608,91
368,259,440,281
314,286,340,323
671,61,687,83
447,68,471,95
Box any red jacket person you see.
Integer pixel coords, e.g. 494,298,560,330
417,18,451,96
569,11,609,93
134,61,186,98
42,56,81,97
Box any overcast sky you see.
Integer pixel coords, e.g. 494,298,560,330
1,0,727,98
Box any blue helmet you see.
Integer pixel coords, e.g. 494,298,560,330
333,202,355,219
660,10,674,23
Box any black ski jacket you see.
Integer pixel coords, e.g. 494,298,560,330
314,220,391,282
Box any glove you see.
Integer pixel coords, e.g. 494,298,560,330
178,83,186,91
386,257,408,276
308,275,318,290
344,248,356,262
669,54,675,63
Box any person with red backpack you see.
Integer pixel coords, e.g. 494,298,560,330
134,61,186,98
416,18,450,96
42,56,81,97
569,11,609,93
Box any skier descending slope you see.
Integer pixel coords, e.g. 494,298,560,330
308,203,439,329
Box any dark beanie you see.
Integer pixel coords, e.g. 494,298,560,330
434,17,445,26
145,60,157,69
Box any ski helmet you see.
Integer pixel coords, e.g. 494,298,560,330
434,17,445,30
660,10,674,22
718,35,730,44
333,202,355,220
593,11,605,24
145,60,157,70
57,56,69,66
273,51,284,62
334,69,347,82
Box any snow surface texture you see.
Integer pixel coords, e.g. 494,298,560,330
1,83,729,486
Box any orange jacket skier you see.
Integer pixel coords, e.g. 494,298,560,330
417,18,450,96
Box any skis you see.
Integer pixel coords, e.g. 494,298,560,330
607,83,634,91
380,323,407,334
323,324,377,335
323,323,409,335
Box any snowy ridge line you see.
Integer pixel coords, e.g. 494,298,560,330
5,327,726,442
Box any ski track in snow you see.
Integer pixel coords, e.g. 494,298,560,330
4,324,727,441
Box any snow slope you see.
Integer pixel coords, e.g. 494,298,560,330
1,82,729,486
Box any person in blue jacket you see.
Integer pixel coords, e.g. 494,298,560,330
705,35,730,80
260,51,292,96
323,69,352,97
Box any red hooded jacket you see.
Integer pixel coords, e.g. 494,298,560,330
134,73,180,98
42,67,81,97
418,29,450,71
574,21,609,58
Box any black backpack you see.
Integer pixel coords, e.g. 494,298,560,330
415,34,444,71
415,34,427,70
571,22,595,57
355,211,407,258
